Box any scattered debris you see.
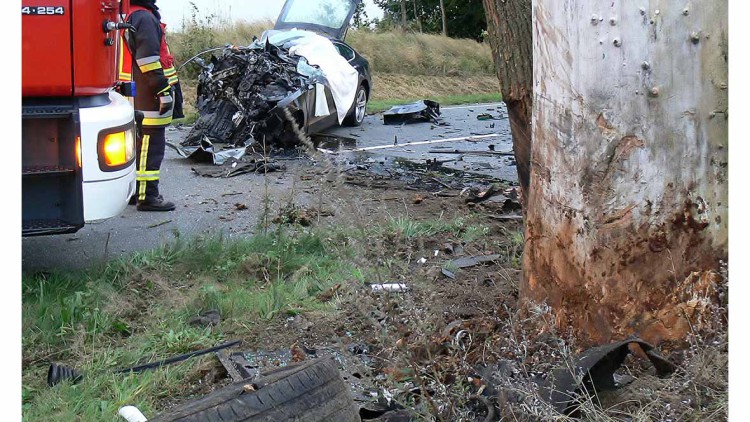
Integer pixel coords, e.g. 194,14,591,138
429,149,514,157
383,100,442,125
147,220,172,229
316,283,342,302
47,341,242,387
188,309,221,327
539,338,676,417
118,406,148,422
449,254,501,269
191,157,284,178
488,214,523,221
371,283,410,293
464,185,502,204
273,204,335,226
441,268,457,279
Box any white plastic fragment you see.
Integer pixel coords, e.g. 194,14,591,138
371,283,410,293
417,257,427,264
119,406,148,422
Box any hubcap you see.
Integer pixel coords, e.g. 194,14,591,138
355,89,367,123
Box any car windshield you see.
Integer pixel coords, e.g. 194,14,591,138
277,0,354,31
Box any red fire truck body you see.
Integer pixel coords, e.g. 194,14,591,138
22,0,136,236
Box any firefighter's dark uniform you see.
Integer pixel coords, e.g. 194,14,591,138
119,2,177,211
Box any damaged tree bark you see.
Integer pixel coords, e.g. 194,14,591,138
481,0,533,205
522,1,728,346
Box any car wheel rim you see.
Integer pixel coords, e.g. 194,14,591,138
355,89,367,123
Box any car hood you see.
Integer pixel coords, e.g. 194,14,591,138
273,0,361,41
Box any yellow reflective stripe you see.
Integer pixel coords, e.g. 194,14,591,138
136,175,160,181
157,86,171,95
142,115,173,126
164,67,177,76
139,61,162,73
136,170,160,177
137,134,150,201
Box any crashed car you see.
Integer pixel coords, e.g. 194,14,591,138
183,0,372,151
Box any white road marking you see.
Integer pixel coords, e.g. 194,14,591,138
441,103,503,111
347,133,503,152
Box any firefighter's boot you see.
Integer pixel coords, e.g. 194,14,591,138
137,195,175,212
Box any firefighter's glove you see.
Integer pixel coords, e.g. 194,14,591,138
158,91,174,115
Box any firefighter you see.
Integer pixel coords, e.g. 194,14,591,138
119,0,178,211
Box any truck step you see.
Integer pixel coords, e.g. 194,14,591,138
22,166,77,177
22,219,82,237
22,104,75,118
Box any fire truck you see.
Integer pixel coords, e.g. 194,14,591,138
22,0,136,236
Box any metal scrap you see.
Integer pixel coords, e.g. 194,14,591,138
183,40,324,153
448,254,501,269
383,100,443,125
191,157,284,178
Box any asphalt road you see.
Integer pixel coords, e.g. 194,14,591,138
22,102,515,272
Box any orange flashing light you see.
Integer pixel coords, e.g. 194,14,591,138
102,131,128,166
76,136,82,168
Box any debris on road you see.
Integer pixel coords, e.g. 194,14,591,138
428,149,514,157
191,157,284,178
383,100,442,125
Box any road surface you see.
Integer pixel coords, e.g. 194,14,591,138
22,102,515,272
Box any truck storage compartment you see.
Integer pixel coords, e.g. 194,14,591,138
22,100,84,236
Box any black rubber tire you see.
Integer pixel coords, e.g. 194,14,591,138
343,84,368,127
150,358,359,422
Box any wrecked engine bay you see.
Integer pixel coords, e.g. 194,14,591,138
181,37,327,156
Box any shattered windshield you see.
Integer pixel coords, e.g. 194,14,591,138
277,0,354,31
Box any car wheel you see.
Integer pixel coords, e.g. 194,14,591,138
344,84,367,127
149,358,359,422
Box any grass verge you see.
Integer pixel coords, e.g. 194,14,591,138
22,212,497,421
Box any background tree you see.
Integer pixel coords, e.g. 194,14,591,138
374,0,486,39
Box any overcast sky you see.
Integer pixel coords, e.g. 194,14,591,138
157,0,384,30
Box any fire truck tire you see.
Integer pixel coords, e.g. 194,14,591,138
149,358,359,422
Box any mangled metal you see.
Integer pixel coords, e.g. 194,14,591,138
184,40,321,151
383,100,442,125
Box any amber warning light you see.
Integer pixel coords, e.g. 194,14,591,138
98,127,135,170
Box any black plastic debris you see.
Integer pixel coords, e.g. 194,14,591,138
383,100,442,125
540,338,676,417
47,340,242,387
191,157,284,178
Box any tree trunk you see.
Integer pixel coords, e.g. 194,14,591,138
413,0,422,33
481,0,532,201
400,0,408,28
525,0,728,346
439,0,448,37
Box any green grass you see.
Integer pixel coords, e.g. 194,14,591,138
367,93,503,114
22,213,495,421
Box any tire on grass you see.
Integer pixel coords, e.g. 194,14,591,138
150,358,359,422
